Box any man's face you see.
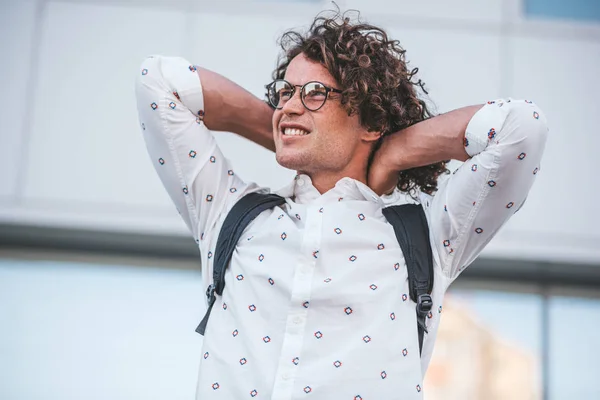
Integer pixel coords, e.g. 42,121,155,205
272,53,373,177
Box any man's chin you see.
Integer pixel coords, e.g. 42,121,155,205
275,152,309,172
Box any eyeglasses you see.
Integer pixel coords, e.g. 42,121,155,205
265,79,343,111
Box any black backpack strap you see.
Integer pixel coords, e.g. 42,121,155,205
382,204,433,356
195,192,286,335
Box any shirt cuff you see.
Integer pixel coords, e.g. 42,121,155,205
159,56,205,118
463,99,511,157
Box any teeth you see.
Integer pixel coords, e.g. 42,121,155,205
283,128,309,136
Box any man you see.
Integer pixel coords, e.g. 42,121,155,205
135,10,548,400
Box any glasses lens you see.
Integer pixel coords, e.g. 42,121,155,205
269,80,294,109
302,82,328,111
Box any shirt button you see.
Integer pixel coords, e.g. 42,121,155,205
297,178,305,186
293,316,302,324
282,373,290,380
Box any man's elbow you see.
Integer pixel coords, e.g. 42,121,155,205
508,100,549,148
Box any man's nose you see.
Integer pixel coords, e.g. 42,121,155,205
281,90,304,115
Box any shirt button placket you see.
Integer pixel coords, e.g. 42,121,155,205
270,204,323,400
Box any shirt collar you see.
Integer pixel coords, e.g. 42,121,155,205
275,174,387,206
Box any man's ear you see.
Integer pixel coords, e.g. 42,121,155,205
362,130,382,143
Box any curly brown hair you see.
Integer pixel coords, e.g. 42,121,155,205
272,9,449,195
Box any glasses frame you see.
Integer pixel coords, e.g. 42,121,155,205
265,79,343,111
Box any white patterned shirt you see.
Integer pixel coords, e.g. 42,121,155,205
135,55,548,400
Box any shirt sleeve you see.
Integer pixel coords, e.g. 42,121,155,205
424,99,549,281
134,55,250,244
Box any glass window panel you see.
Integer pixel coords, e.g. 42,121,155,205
548,295,600,399
525,0,600,23
0,258,204,400
4,255,600,400
425,287,543,400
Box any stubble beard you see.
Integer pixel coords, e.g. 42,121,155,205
275,148,315,173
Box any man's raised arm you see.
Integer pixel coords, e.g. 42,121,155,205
135,55,269,242
370,99,549,280
195,66,275,151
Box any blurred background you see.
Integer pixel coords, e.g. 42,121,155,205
0,0,599,399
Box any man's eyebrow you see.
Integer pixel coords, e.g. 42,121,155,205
289,80,340,88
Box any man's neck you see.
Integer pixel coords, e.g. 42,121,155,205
301,169,368,194
297,144,374,194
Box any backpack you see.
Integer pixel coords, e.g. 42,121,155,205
195,192,434,355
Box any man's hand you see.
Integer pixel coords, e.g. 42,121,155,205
367,105,480,196
368,136,401,196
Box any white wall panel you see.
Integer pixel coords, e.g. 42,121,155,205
383,27,502,111
0,0,38,200
482,35,600,263
0,0,598,263
22,2,187,213
344,0,504,23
